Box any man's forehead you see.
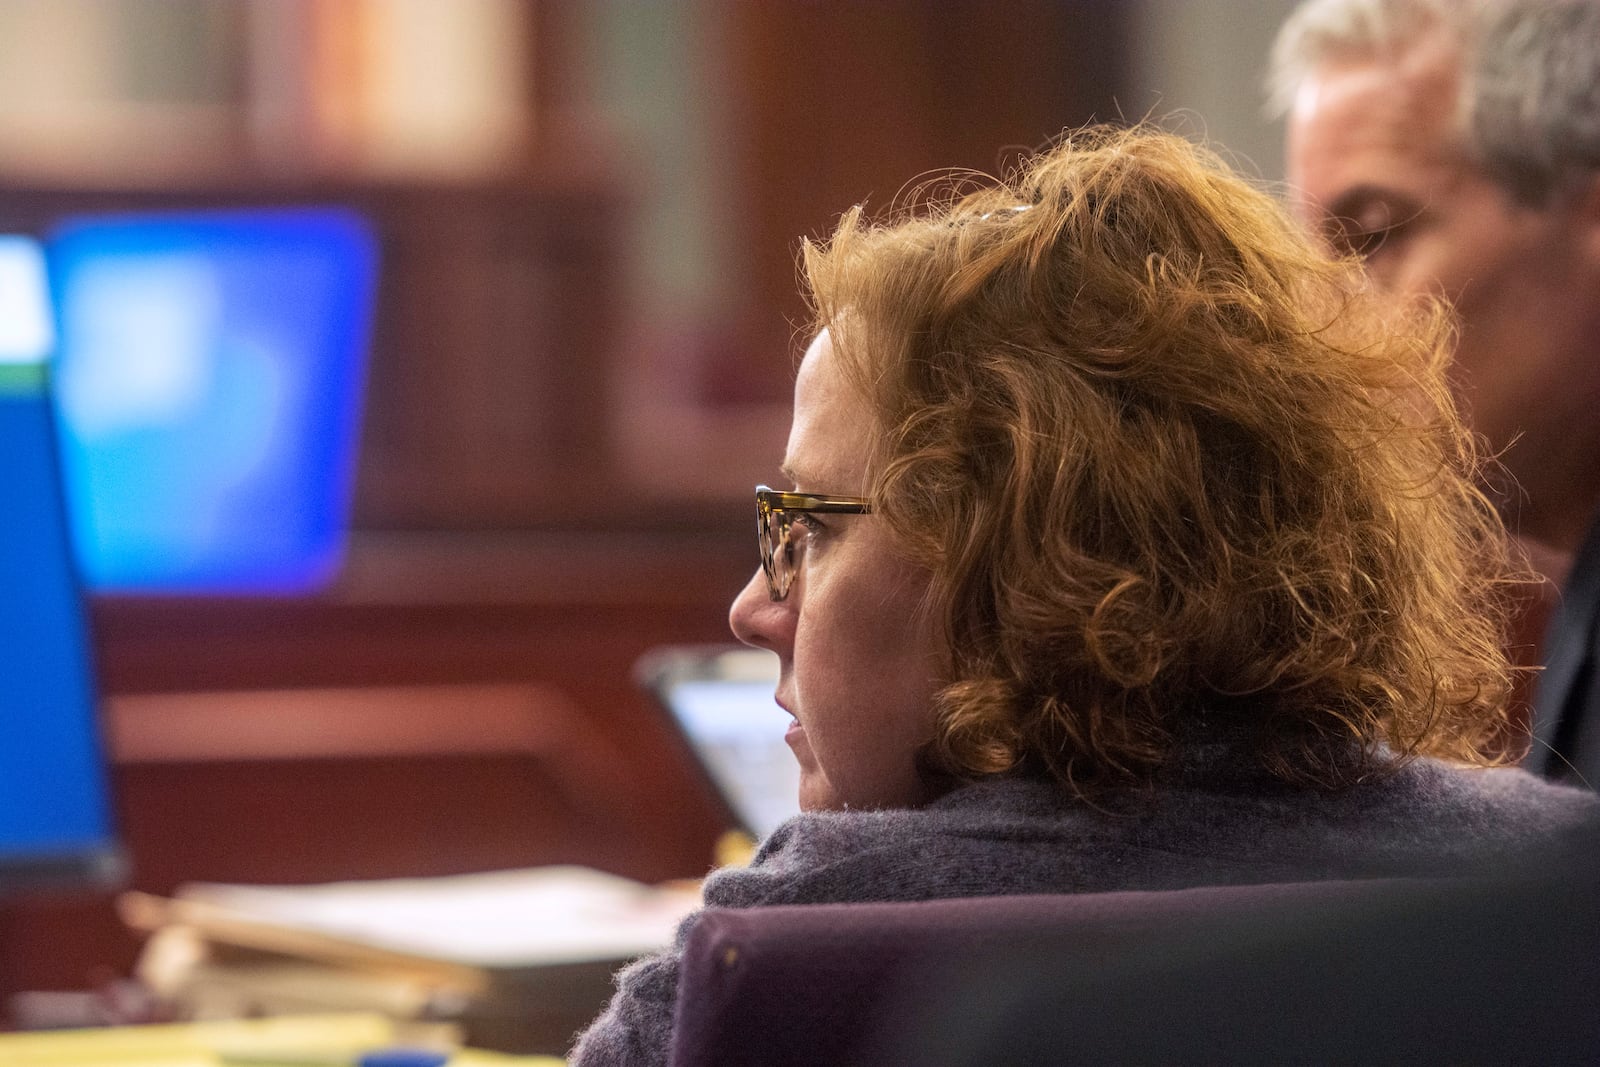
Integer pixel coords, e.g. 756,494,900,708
1287,41,1468,216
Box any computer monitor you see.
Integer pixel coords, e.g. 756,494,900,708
45,207,378,593
636,645,796,841
0,235,124,892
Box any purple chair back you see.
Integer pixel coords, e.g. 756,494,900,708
666,881,1391,1067
666,872,1600,1066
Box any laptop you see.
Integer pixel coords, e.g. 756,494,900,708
0,235,124,893
635,645,798,843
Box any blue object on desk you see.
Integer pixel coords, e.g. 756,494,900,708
359,1050,451,1067
0,234,123,892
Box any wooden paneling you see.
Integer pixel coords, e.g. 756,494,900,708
0,0,1139,1016
0,170,629,531
719,0,1132,402
106,684,571,763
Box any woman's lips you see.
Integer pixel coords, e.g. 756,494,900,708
777,692,804,748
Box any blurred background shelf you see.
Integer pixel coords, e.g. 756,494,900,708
0,0,1302,1029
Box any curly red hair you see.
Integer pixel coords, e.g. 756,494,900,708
802,124,1524,796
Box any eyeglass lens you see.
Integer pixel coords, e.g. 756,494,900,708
760,503,793,600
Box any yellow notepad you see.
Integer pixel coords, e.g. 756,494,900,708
0,1012,565,1067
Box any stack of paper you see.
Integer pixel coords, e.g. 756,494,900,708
120,867,703,1056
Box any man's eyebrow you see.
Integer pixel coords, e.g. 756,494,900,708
1324,184,1426,227
779,463,800,487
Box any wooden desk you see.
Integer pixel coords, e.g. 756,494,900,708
1,678,727,1014
107,684,577,764
1,531,747,1017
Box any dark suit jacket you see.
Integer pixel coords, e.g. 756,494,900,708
1531,512,1600,785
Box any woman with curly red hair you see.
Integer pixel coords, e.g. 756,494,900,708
570,126,1599,1066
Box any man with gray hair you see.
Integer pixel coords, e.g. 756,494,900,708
1270,0,1600,784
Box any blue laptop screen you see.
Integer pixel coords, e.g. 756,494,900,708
0,236,121,888
46,208,378,593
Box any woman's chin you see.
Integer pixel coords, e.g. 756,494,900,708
797,773,842,812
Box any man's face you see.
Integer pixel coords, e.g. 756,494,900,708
1285,34,1595,540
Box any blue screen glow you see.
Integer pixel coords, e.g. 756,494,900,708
47,208,378,593
0,235,119,880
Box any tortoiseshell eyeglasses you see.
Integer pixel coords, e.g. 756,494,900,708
755,485,871,601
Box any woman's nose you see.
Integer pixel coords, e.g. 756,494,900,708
729,567,793,652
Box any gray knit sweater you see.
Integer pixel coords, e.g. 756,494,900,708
568,747,1600,1066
